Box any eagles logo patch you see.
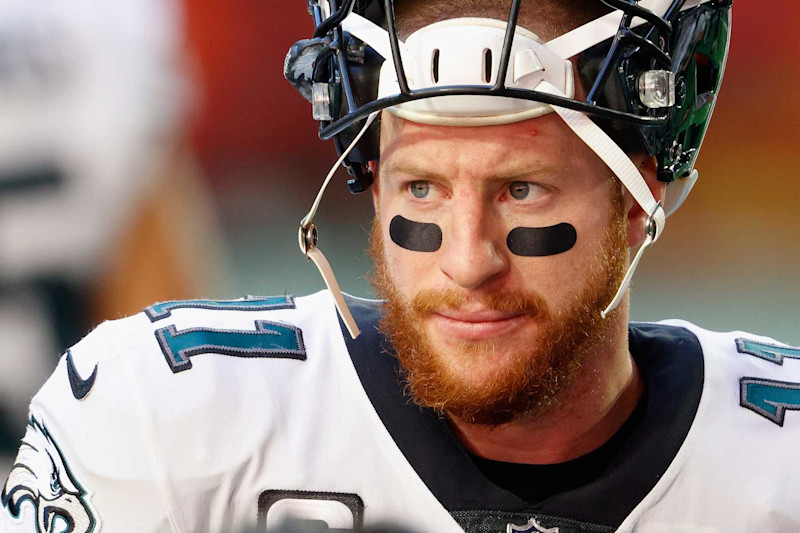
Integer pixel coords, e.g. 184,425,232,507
2,417,98,532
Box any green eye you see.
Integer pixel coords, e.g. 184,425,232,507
509,182,530,200
410,181,430,198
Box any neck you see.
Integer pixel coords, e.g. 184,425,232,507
447,309,642,464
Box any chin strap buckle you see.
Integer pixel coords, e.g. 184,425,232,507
298,220,318,257
645,200,665,243
297,220,361,339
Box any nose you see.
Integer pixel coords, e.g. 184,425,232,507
438,204,508,290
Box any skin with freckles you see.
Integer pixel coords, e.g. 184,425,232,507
370,111,664,464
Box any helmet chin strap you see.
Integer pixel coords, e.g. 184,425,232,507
535,81,666,318
299,111,380,339
300,91,664,336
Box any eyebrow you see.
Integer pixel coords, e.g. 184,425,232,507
382,163,562,182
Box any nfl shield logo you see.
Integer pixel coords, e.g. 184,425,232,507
506,517,560,533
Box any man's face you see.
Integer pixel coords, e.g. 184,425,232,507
371,111,629,425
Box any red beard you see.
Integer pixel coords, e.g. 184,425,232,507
369,187,627,426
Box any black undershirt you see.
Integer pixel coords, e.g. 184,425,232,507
341,295,705,527
469,393,648,505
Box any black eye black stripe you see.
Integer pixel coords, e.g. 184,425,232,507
390,215,442,252
507,223,577,257
389,215,576,257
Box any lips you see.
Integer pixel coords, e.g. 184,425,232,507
436,309,522,322
429,308,529,341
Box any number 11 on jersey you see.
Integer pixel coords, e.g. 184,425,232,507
738,338,800,426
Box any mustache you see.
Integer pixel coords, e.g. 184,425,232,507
410,289,549,318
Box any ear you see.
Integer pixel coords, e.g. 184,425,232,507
369,160,380,212
625,155,665,249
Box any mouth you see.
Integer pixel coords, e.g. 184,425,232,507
429,309,530,341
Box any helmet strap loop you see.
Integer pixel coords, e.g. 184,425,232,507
298,110,380,339
536,81,666,318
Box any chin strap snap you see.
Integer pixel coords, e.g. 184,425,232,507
298,111,379,339
535,81,666,318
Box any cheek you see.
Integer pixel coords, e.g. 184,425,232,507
382,234,441,298
505,216,609,300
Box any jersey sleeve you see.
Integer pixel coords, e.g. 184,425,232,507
1,315,181,533
1,294,320,533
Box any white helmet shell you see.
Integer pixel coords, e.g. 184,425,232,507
378,18,574,126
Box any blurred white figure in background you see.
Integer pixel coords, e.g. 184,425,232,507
0,0,225,473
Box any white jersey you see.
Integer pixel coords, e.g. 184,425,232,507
2,290,799,532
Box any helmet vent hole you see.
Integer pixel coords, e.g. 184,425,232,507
694,52,717,96
483,48,493,83
432,49,440,83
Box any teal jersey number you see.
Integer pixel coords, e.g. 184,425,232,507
145,295,294,322
738,338,800,426
147,296,305,373
156,320,305,373
736,338,800,365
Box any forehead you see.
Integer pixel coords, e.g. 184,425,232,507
378,111,590,179
394,0,611,43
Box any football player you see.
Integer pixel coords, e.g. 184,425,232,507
3,0,800,532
